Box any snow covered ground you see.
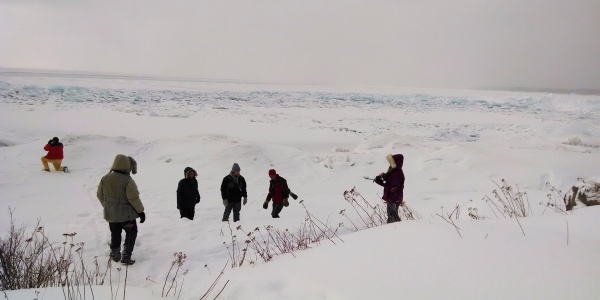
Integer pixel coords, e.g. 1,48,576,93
1,71,599,299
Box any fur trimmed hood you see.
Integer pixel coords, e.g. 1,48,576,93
184,167,197,179
111,154,132,173
110,154,137,175
386,154,404,169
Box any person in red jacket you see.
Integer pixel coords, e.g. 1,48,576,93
263,169,290,218
374,154,405,223
42,137,69,173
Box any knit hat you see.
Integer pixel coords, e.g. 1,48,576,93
231,163,241,172
52,137,59,142
268,169,277,176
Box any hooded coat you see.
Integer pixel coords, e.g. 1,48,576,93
97,154,144,223
375,154,405,204
177,167,201,209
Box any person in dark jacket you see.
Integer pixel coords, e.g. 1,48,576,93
97,154,145,265
220,163,247,222
374,154,405,223
41,137,69,172
263,169,290,218
177,167,201,220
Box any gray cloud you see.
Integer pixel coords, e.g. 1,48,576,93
0,0,598,90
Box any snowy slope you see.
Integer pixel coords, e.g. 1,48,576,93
1,73,599,299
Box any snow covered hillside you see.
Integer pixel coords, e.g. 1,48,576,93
1,73,599,299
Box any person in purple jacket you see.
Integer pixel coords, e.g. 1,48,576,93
374,154,405,223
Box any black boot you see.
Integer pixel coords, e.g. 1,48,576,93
109,248,121,262
121,257,136,265
121,244,135,265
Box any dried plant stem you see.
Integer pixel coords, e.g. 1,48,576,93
123,265,128,300
109,261,114,300
514,216,526,236
165,265,181,296
199,261,228,300
114,269,121,300
436,213,462,238
213,280,230,300
176,273,187,300
566,220,569,246
161,262,175,296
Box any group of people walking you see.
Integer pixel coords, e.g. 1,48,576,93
96,157,296,265
176,163,293,222
44,137,404,265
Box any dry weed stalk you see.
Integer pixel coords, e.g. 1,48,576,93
223,202,343,268
342,187,421,231
483,179,532,218
543,183,568,215
0,209,112,299
199,261,229,300
162,252,187,297
436,207,462,238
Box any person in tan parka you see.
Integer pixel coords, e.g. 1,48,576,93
97,154,145,265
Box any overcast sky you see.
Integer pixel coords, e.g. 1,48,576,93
0,0,598,89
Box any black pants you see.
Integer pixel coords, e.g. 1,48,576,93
271,202,283,218
180,208,195,220
223,201,242,222
386,202,401,223
109,220,138,259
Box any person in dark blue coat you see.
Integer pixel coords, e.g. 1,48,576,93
177,167,201,220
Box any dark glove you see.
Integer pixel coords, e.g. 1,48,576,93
48,140,53,145
263,201,268,209
290,192,298,200
374,176,384,185
283,198,289,207
138,212,146,223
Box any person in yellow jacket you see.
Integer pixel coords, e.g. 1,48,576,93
97,154,145,265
